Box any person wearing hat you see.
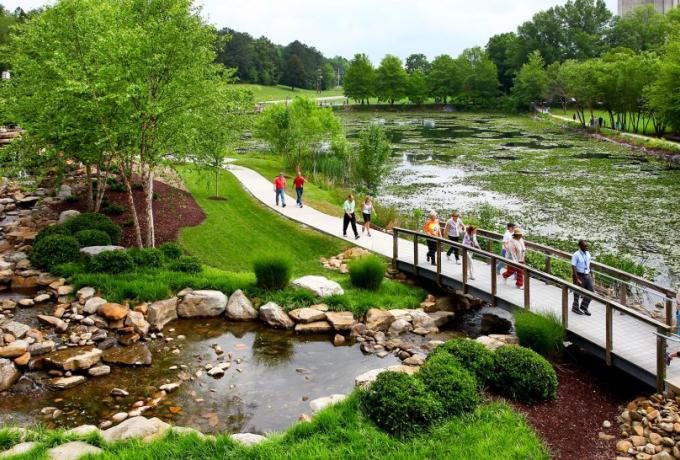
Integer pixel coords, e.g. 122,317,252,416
571,239,593,316
444,211,465,265
273,172,287,208
502,227,526,288
424,210,441,266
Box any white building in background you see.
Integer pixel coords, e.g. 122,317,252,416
618,0,679,15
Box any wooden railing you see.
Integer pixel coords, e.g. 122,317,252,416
392,227,673,391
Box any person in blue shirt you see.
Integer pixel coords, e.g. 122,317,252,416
571,239,594,316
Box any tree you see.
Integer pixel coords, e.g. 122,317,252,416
375,55,408,104
284,54,306,90
558,0,612,60
486,32,521,94
559,59,598,127
320,62,336,90
427,54,459,103
407,70,428,105
252,36,282,85
280,40,325,90
216,28,258,82
609,4,670,52
405,53,430,74
344,53,375,104
646,34,680,133
512,51,548,111
457,47,499,103
354,124,391,194
328,55,350,86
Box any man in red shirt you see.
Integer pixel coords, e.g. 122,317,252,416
273,172,286,207
293,171,306,208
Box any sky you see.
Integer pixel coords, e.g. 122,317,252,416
3,0,620,62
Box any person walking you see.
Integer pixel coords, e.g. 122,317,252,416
571,239,594,316
444,211,465,265
502,228,526,289
293,171,306,208
342,194,360,240
424,210,441,266
496,223,517,274
462,225,481,280
361,196,374,237
273,172,286,208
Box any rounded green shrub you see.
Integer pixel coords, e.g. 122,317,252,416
159,242,182,260
428,338,495,387
34,224,71,243
129,247,165,268
103,203,125,215
253,254,292,290
492,346,558,404
170,255,202,274
348,255,386,290
360,371,445,437
86,249,135,274
74,229,112,247
514,310,565,357
30,235,81,270
63,212,121,245
417,353,479,416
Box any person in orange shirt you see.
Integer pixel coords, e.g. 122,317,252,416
423,210,441,266
273,172,286,207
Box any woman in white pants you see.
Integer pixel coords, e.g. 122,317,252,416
462,225,481,280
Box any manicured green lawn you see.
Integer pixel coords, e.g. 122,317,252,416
236,83,344,102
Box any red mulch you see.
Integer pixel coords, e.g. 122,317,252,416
51,179,205,247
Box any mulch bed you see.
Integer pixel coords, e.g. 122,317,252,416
51,178,205,247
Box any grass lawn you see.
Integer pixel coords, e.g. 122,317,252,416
0,396,549,459
236,83,344,103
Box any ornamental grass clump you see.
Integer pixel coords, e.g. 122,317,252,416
360,371,445,437
514,310,566,357
417,353,479,416
492,346,558,404
30,235,81,270
348,255,386,290
86,250,135,274
253,254,292,290
74,229,112,247
428,338,495,388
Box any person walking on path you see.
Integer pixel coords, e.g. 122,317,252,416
444,211,465,265
293,171,306,208
571,239,594,316
496,223,517,274
342,194,360,240
462,225,481,280
361,197,374,237
273,172,286,208
502,228,526,289
424,210,441,266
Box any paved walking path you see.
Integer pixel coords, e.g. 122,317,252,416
228,164,678,389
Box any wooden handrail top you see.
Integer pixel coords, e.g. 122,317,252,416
393,227,671,331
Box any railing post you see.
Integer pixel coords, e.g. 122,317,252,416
462,247,468,293
657,327,667,393
605,303,613,366
436,239,442,286
392,230,398,269
544,254,551,275
485,239,492,252
523,267,530,309
413,234,419,276
666,296,674,328
619,283,627,307
490,256,497,307
561,285,569,329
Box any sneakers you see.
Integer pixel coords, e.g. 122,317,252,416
282,204,286,208
581,308,591,316
355,235,360,240
571,307,584,315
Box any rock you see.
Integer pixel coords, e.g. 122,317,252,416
428,311,455,328
324,311,356,331
475,335,505,351
88,365,110,377
403,354,425,366
125,311,150,336
333,334,345,346
44,346,102,371
597,432,615,441
292,276,344,297
112,412,129,422
355,368,389,388
98,303,129,321
652,452,673,460
33,294,51,304
57,285,74,296
294,320,333,334
207,367,225,377
0,320,30,339
14,352,30,366
365,308,395,331
0,358,20,391
0,442,38,458
230,433,267,446
159,382,180,393
17,298,34,307
259,302,294,329
101,416,170,443
170,426,205,439
309,394,347,413
64,425,100,437
0,340,28,358
83,297,107,315
28,340,55,356
102,343,152,366
177,290,227,318
649,433,663,445
37,315,68,332
80,246,125,257
47,441,102,460
616,440,633,453
75,287,95,304
224,289,257,320
147,297,178,331
288,308,326,323
388,318,412,335
58,209,80,223
50,375,87,390
631,435,647,447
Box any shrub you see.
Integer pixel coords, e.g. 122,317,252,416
132,182,144,191
514,310,565,357
428,339,495,387
86,249,135,274
128,247,165,268
109,183,125,193
74,229,112,247
30,235,81,270
348,255,386,290
103,203,125,215
64,195,80,203
63,213,121,244
492,346,558,404
360,371,445,437
122,218,134,228
253,254,292,290
34,224,70,243
159,242,182,260
170,255,202,274
417,353,479,416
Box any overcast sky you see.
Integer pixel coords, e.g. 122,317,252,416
3,0,619,62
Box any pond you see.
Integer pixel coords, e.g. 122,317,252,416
337,111,680,290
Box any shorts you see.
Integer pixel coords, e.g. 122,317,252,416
362,213,371,222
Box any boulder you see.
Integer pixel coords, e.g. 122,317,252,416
324,311,356,330
44,346,102,371
76,287,95,303
64,425,100,437
0,442,38,458
365,309,395,331
101,416,170,443
83,297,107,315
37,315,68,332
47,441,102,460
97,303,129,321
28,340,56,356
0,320,30,339
79,246,125,257
428,311,455,328
288,307,326,324
230,433,267,446
292,276,344,297
177,290,226,318
259,303,294,329
50,375,87,390
0,340,28,358
88,365,111,377
147,297,178,331
294,321,333,334
309,394,347,413
58,210,81,224
125,311,150,336
224,290,257,320
0,358,20,391
388,318,412,335
475,335,505,351
411,310,436,329
102,343,152,366
33,294,51,303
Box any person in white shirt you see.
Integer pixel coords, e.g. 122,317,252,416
496,223,516,274
462,225,481,279
444,211,465,265
361,196,374,237
342,194,360,240
571,239,594,316
502,228,526,289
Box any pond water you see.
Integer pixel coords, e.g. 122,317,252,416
337,111,680,290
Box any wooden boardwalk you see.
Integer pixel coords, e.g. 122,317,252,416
229,165,678,390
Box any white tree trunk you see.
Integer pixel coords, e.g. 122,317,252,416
145,168,155,247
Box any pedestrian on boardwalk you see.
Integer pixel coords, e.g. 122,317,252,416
571,239,594,316
463,225,481,280
444,211,465,265
361,196,374,237
293,171,305,208
424,210,441,266
502,228,526,289
343,194,360,240
273,172,286,208
496,223,516,274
